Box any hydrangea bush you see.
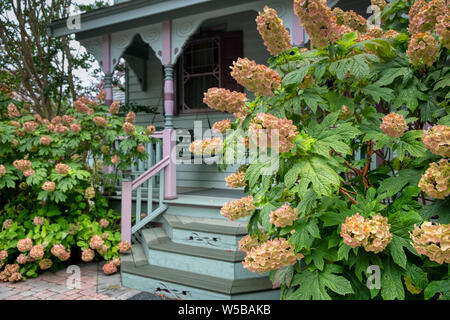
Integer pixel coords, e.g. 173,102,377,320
0,92,153,280
195,0,449,300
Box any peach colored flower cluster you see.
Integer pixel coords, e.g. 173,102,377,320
42,181,56,192
225,166,247,188
436,15,450,49
0,264,21,282
270,204,299,228
371,0,386,11
51,116,62,124
51,244,70,261
249,113,299,153
203,87,247,113
17,238,33,252
418,159,450,199
81,249,95,262
84,187,96,200
0,164,6,177
16,254,29,264
125,112,136,124
109,101,120,114
146,125,156,135
23,169,34,177
410,221,450,264
137,144,145,153
340,213,392,253
40,136,51,145
55,124,69,134
93,116,108,127
102,261,118,275
99,219,109,228
366,26,384,38
22,121,38,133
0,250,7,261
102,233,109,240
111,155,120,165
97,90,107,101
408,0,448,34
33,216,45,226
39,259,52,270
118,240,132,253
9,120,20,128
422,124,450,157
62,115,75,124
30,244,44,260
212,119,231,134
7,103,20,118
383,29,400,39
380,112,407,138
2,219,13,230
13,159,32,171
409,0,428,21
123,122,136,135
333,7,367,33
90,235,104,250
406,32,440,67
231,58,281,97
74,98,94,115
55,163,70,175
220,196,256,221
294,0,342,48
97,244,108,255
243,238,304,274
256,6,292,56
189,138,223,156
70,123,81,133
238,235,261,253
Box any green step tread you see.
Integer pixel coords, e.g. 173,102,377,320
163,215,247,236
142,228,246,262
120,257,274,295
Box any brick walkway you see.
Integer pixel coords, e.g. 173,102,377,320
0,262,143,300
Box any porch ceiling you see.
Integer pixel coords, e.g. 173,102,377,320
47,0,264,40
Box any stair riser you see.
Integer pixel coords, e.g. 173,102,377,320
161,221,240,251
122,272,280,300
144,247,263,280
165,204,248,222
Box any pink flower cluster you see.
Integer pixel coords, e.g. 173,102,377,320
70,123,81,133
0,264,21,282
17,238,33,252
55,163,70,175
97,90,107,101
238,235,261,253
422,124,450,157
189,138,223,156
74,98,94,115
212,119,231,134
333,7,367,33
371,0,386,11
137,144,145,153
410,221,450,264
16,254,30,265
408,0,448,34
102,260,118,275
99,219,109,228
0,250,7,261
225,166,247,188
340,213,392,253
249,113,298,153
146,125,156,135
13,159,32,172
436,15,450,49
220,196,256,221
383,29,400,39
89,235,104,250
40,136,51,145
62,115,75,124
380,112,407,138
270,204,299,228
294,0,342,48
42,181,56,192
242,238,304,274
93,116,108,127
0,165,6,178
7,103,20,118
406,32,440,67
55,124,69,134
118,240,132,253
203,88,247,113
256,6,292,56
111,155,120,165
33,216,45,226
123,122,136,136
22,121,39,133
125,112,136,124
2,219,12,230
51,244,70,261
418,159,450,199
231,58,281,97
409,0,427,21
39,259,52,270
81,249,95,262
30,244,44,260
109,101,120,115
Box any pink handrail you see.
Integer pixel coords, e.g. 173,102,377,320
131,156,170,190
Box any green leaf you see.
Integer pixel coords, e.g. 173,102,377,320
360,85,394,103
394,130,427,161
381,259,405,300
282,65,310,86
304,240,337,271
378,168,422,197
388,235,408,269
405,263,428,290
424,280,450,300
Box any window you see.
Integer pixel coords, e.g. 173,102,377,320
176,31,243,113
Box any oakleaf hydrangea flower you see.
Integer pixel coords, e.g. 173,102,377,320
89,235,104,250
13,160,32,171
422,124,450,157
111,155,120,165
29,244,44,260
212,119,231,134
42,181,56,192
238,235,260,253
243,238,304,274
137,144,145,153
99,219,109,228
97,90,106,101
16,254,28,265
0,165,5,178
225,166,247,188
436,15,450,49
220,196,256,221
55,124,68,134
40,136,51,145
2,219,13,230
380,112,407,138
408,0,448,34
125,112,136,124
97,244,108,255
70,123,81,133
33,216,45,226
256,6,292,55
189,138,223,156
7,103,20,118
333,7,367,33
418,159,450,199
109,101,120,114
84,187,96,200
22,121,38,133
0,250,8,261
409,0,427,20
230,58,281,96
146,125,156,135
17,238,33,252
410,221,450,264
118,240,132,253
93,116,108,127
39,259,52,270
203,88,247,113
55,163,70,175
371,0,386,11
51,244,70,261
383,29,400,39
23,169,34,177
123,122,136,135
62,115,75,124
270,204,299,228
102,261,118,275
406,32,440,67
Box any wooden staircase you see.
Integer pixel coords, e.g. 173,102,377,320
117,188,279,300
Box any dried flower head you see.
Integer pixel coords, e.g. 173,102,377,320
111,155,120,165
2,219,13,230
13,159,32,172
7,103,20,118
406,32,440,67
33,216,45,226
410,221,450,264
22,121,39,134
238,235,261,253
123,122,136,135
436,14,450,49
102,261,118,275
422,124,450,157
225,166,247,188
146,125,156,135
270,204,299,228
380,112,407,138
39,259,53,270
93,116,108,127
29,244,44,260
70,123,82,133
51,244,71,261
109,101,120,114
371,0,387,11
55,124,69,134
137,144,145,153
220,196,256,221
40,136,51,145
17,238,33,252
42,181,56,192
125,112,136,124
256,6,292,55
89,235,104,250
334,7,367,33
383,29,400,39
418,159,450,199
203,88,247,113
408,0,448,34
55,163,70,175
84,187,96,200
118,240,132,253
99,219,109,228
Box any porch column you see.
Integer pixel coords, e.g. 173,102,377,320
102,34,113,105
291,10,305,46
162,20,177,200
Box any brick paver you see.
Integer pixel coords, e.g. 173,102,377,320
0,262,146,300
